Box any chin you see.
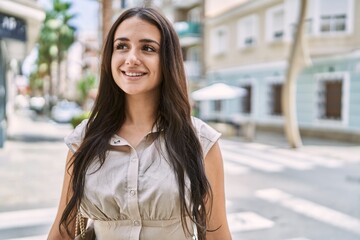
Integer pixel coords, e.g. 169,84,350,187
121,88,145,95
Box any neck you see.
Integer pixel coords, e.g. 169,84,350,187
124,93,159,129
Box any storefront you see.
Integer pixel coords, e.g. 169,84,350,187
0,1,45,147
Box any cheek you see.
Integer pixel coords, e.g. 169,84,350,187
154,58,161,76
111,54,123,72
110,57,116,74
156,65,162,79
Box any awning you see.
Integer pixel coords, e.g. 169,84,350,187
191,83,247,101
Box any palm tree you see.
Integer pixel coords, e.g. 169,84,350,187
52,0,76,98
33,0,76,109
36,11,58,98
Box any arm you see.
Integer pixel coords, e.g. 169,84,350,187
48,151,76,240
204,142,232,240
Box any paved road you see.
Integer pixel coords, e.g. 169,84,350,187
0,111,359,239
221,139,360,240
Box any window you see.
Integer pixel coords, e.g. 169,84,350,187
315,72,349,125
187,46,200,62
210,26,228,55
291,18,314,37
188,7,201,23
240,85,252,113
317,79,342,120
214,100,222,112
268,83,283,116
273,11,284,39
318,0,351,33
286,0,354,37
184,47,201,77
320,15,346,32
272,84,283,115
324,81,342,119
284,0,315,39
266,5,285,42
120,0,127,8
305,18,313,34
238,15,258,48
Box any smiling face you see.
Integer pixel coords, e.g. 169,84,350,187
111,16,162,98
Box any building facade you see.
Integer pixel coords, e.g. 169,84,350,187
162,0,204,89
0,0,45,147
202,0,360,141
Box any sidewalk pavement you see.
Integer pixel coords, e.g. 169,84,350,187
6,109,72,143
224,130,360,164
0,110,73,213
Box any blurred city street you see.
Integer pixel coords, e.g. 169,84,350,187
0,110,359,240
1,0,360,239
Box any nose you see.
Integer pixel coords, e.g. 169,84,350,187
125,50,141,66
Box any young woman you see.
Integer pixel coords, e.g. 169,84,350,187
48,7,231,240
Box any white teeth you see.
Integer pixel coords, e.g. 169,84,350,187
125,72,144,77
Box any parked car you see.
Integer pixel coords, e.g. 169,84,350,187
29,96,45,113
51,100,83,123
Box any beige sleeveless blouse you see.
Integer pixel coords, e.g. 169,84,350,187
64,117,221,240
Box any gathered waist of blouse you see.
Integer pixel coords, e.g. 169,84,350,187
93,216,193,228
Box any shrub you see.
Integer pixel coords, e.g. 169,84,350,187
70,111,90,128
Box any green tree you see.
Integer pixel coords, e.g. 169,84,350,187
36,11,58,97
77,74,97,105
29,69,44,95
32,0,76,106
52,0,76,97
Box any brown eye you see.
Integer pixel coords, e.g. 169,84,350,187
143,45,156,52
115,43,128,50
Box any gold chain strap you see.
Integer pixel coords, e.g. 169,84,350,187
75,211,86,239
75,212,79,237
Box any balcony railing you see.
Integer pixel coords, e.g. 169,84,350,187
171,0,201,8
174,21,201,38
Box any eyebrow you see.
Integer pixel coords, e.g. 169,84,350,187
114,37,160,47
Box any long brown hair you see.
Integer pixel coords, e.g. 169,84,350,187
60,7,212,239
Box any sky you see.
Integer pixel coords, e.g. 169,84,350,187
37,0,100,32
